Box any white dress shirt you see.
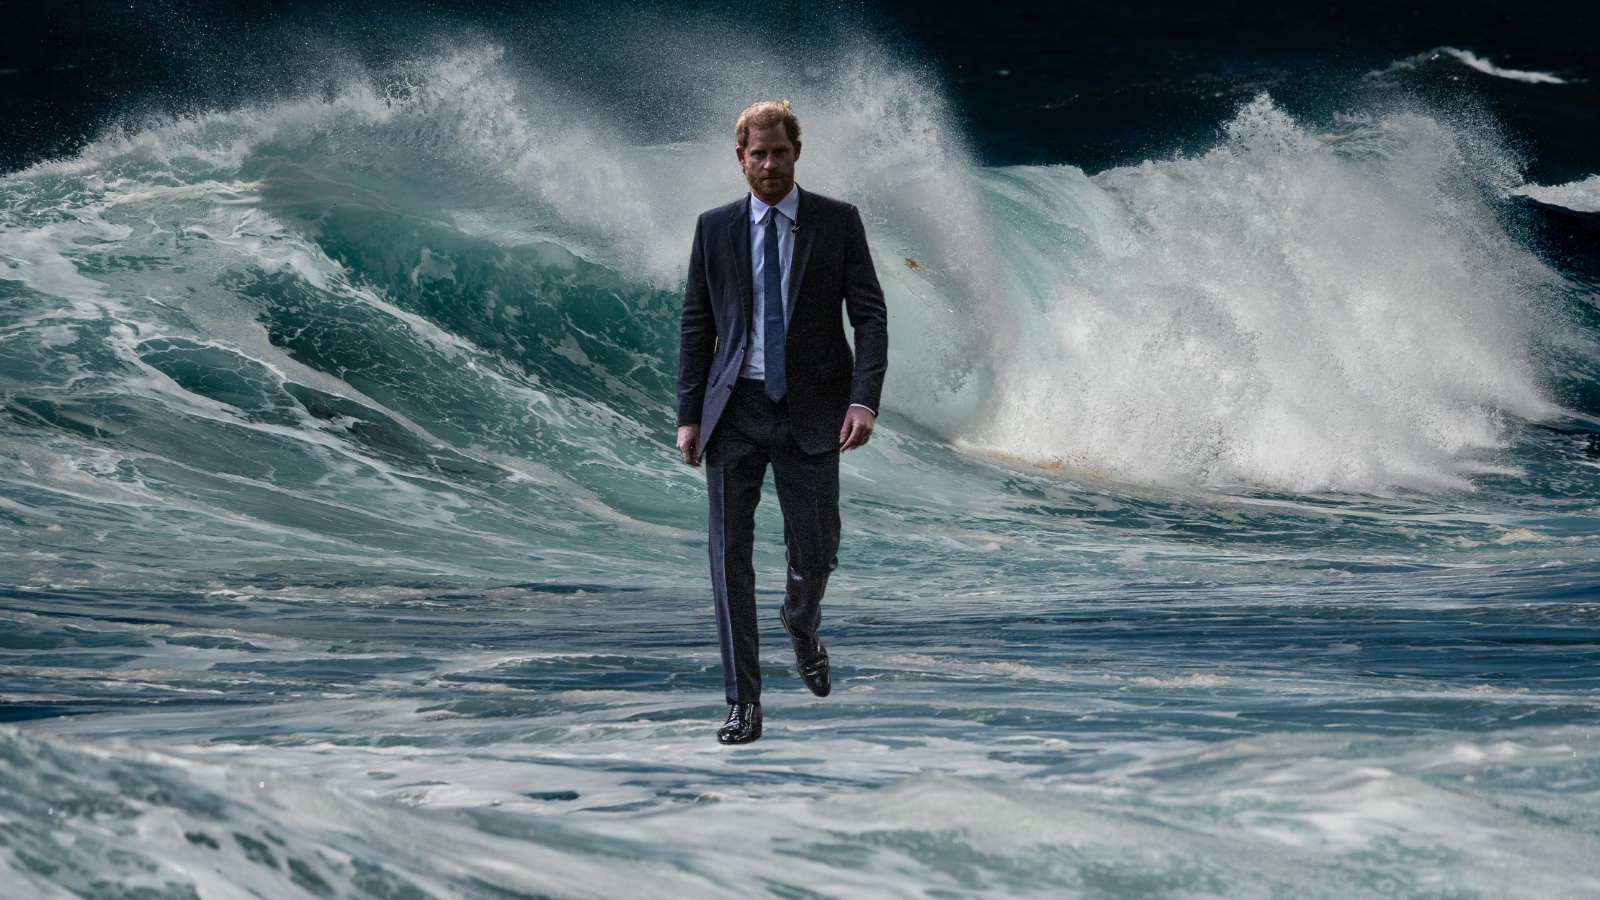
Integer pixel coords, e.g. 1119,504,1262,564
737,185,874,416
740,185,800,381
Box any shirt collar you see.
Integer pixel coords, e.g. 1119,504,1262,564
749,184,800,224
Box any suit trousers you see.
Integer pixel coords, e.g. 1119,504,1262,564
705,379,841,704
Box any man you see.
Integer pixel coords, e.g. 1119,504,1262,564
676,101,889,744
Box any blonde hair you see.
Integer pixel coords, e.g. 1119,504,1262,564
735,100,801,148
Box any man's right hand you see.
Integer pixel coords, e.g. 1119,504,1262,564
677,425,702,467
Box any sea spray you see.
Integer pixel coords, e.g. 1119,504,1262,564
929,95,1560,492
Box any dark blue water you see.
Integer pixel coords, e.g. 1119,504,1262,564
2,2,1598,896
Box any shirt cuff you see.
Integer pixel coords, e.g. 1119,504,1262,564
848,403,877,416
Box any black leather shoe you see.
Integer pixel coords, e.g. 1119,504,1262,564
717,702,762,744
781,608,831,698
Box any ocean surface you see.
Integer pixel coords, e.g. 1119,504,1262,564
3,1,1599,896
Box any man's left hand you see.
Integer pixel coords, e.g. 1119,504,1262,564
839,406,875,451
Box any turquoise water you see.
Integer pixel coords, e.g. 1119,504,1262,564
2,38,1599,898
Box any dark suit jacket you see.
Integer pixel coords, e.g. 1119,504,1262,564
677,187,889,456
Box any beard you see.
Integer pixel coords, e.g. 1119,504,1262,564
744,169,793,200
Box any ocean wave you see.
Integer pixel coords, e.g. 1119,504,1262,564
7,718,1599,899
909,96,1561,492
0,43,1586,586
1371,47,1569,85
1515,174,1600,212
0,726,725,898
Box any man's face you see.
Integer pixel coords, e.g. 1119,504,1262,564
737,124,801,205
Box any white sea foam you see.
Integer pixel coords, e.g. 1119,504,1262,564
1515,174,1600,212
901,96,1559,493
11,716,1600,899
1442,48,1568,84
1373,47,1569,84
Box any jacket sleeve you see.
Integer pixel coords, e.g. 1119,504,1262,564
842,205,889,414
677,214,715,427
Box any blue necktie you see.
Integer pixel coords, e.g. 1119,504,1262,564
763,208,786,402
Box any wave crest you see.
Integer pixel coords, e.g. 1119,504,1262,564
919,96,1560,492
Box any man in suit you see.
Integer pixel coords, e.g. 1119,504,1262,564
676,101,889,744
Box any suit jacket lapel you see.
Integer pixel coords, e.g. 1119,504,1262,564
788,187,817,323
728,195,753,339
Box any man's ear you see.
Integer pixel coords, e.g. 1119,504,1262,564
792,140,802,161
736,144,747,164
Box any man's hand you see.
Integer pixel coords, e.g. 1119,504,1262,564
677,425,703,467
839,406,875,451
